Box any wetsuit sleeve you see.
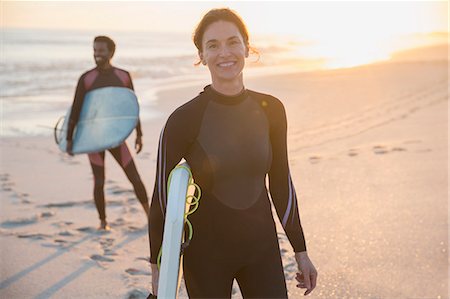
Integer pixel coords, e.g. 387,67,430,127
67,76,86,141
149,111,191,264
127,73,143,137
267,98,307,253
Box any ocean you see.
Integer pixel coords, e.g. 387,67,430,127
1,28,322,136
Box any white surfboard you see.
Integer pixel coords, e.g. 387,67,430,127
54,86,139,154
158,162,195,298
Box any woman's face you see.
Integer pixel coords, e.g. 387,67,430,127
200,20,249,84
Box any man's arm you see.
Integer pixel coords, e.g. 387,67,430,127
67,76,86,142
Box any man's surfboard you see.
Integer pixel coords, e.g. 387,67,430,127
55,86,139,154
158,162,196,298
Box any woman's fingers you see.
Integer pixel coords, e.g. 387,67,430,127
296,271,315,295
311,270,317,289
296,272,306,288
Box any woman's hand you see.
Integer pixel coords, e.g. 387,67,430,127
295,251,317,295
151,263,159,295
135,135,143,154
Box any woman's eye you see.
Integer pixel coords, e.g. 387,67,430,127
208,44,217,49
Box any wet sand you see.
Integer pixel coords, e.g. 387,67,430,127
0,57,448,298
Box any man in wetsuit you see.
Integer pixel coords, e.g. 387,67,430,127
67,36,149,230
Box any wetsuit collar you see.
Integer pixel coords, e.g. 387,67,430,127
96,65,114,73
204,85,248,105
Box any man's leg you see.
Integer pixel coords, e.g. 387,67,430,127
87,151,109,229
109,143,149,216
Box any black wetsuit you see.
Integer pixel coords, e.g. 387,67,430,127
149,85,307,298
68,66,148,222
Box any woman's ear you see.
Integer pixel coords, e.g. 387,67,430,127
199,51,206,65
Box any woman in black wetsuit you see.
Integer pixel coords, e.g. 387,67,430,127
149,8,317,298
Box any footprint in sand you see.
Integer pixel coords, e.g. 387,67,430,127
138,152,151,160
277,233,289,245
391,147,407,152
372,145,389,155
18,233,52,240
126,289,149,299
373,145,410,155
41,211,56,218
90,254,115,262
52,221,74,228
0,173,15,192
128,206,140,214
58,230,77,237
99,237,115,248
1,215,39,227
39,200,92,209
104,248,118,256
0,173,9,182
1,180,15,192
308,156,321,164
108,187,135,196
283,262,297,280
127,225,147,233
77,226,110,235
41,239,77,249
9,191,32,204
21,198,33,205
110,217,127,227
105,199,124,208
2,211,56,228
125,268,151,276
347,149,359,157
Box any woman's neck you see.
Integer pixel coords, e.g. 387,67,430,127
211,75,244,96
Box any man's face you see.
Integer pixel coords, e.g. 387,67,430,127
93,41,111,67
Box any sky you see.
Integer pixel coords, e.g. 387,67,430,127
2,1,447,34
1,1,448,68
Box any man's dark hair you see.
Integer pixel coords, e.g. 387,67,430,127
94,36,116,57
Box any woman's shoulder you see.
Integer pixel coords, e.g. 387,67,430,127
166,91,208,123
247,89,285,111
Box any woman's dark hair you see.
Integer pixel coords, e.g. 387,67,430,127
193,8,250,52
94,36,116,57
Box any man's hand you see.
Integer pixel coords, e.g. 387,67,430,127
66,140,74,156
135,135,143,154
150,263,159,296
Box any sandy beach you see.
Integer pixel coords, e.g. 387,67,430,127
0,53,448,298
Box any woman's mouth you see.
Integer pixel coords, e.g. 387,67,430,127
217,61,236,68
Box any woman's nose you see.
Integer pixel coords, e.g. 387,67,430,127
218,45,231,57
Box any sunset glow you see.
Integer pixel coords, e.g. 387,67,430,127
2,1,448,68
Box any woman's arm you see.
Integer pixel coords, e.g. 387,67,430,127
266,97,307,253
266,96,317,295
148,107,195,296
